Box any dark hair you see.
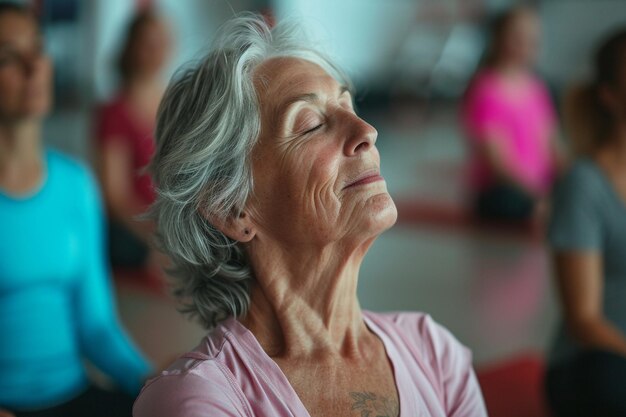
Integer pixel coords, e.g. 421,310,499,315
483,4,537,68
117,9,159,81
564,29,626,155
595,29,626,88
0,1,38,24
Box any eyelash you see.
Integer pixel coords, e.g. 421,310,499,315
301,123,323,136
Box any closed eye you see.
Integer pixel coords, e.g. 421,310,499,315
301,124,323,136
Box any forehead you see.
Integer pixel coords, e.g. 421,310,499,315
254,57,341,108
137,17,169,37
510,11,539,31
0,12,38,45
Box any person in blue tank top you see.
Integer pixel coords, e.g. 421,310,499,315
0,3,153,416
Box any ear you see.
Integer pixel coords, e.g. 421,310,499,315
201,209,256,243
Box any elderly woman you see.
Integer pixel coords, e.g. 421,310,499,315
134,15,486,417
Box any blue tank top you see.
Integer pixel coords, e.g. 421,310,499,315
0,149,152,410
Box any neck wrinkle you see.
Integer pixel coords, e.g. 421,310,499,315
241,237,372,360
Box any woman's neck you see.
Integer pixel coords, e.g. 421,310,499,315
122,75,164,123
241,239,374,360
0,121,43,194
599,121,626,164
490,59,529,78
123,74,162,98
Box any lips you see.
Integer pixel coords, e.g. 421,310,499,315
343,169,384,190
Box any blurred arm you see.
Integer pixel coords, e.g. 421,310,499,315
549,132,570,176
554,251,626,356
75,168,153,394
477,128,540,197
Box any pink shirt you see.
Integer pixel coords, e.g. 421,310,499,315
462,70,557,195
133,311,487,417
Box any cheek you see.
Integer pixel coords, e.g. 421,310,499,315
308,145,340,191
0,70,23,110
281,144,340,216
255,141,342,229
0,67,22,90
36,60,53,92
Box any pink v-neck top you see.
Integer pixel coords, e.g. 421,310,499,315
133,311,487,416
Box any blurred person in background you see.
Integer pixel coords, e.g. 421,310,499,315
0,3,152,416
133,14,487,417
461,4,566,222
546,29,626,417
95,9,171,271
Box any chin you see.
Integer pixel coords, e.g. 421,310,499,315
364,192,398,234
22,103,50,119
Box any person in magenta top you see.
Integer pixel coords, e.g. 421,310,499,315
95,9,172,268
133,15,487,417
462,5,566,221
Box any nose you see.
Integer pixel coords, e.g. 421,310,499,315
342,111,378,156
20,53,43,78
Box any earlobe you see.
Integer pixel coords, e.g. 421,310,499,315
200,207,255,242
234,212,256,242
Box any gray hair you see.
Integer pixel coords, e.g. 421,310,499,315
149,13,352,330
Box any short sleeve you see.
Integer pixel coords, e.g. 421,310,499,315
419,316,488,417
548,163,604,251
133,365,250,417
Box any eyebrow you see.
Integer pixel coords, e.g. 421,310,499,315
280,85,350,114
0,38,43,51
274,84,352,129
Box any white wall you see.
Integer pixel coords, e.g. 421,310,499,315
90,0,258,101
274,0,420,86
538,0,626,92
86,0,626,100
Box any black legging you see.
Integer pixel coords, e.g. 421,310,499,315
474,183,535,222
9,385,135,417
108,220,150,268
546,349,626,417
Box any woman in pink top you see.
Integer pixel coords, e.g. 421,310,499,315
134,14,487,417
462,5,566,221
95,9,172,268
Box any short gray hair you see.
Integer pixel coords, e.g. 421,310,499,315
149,13,351,330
